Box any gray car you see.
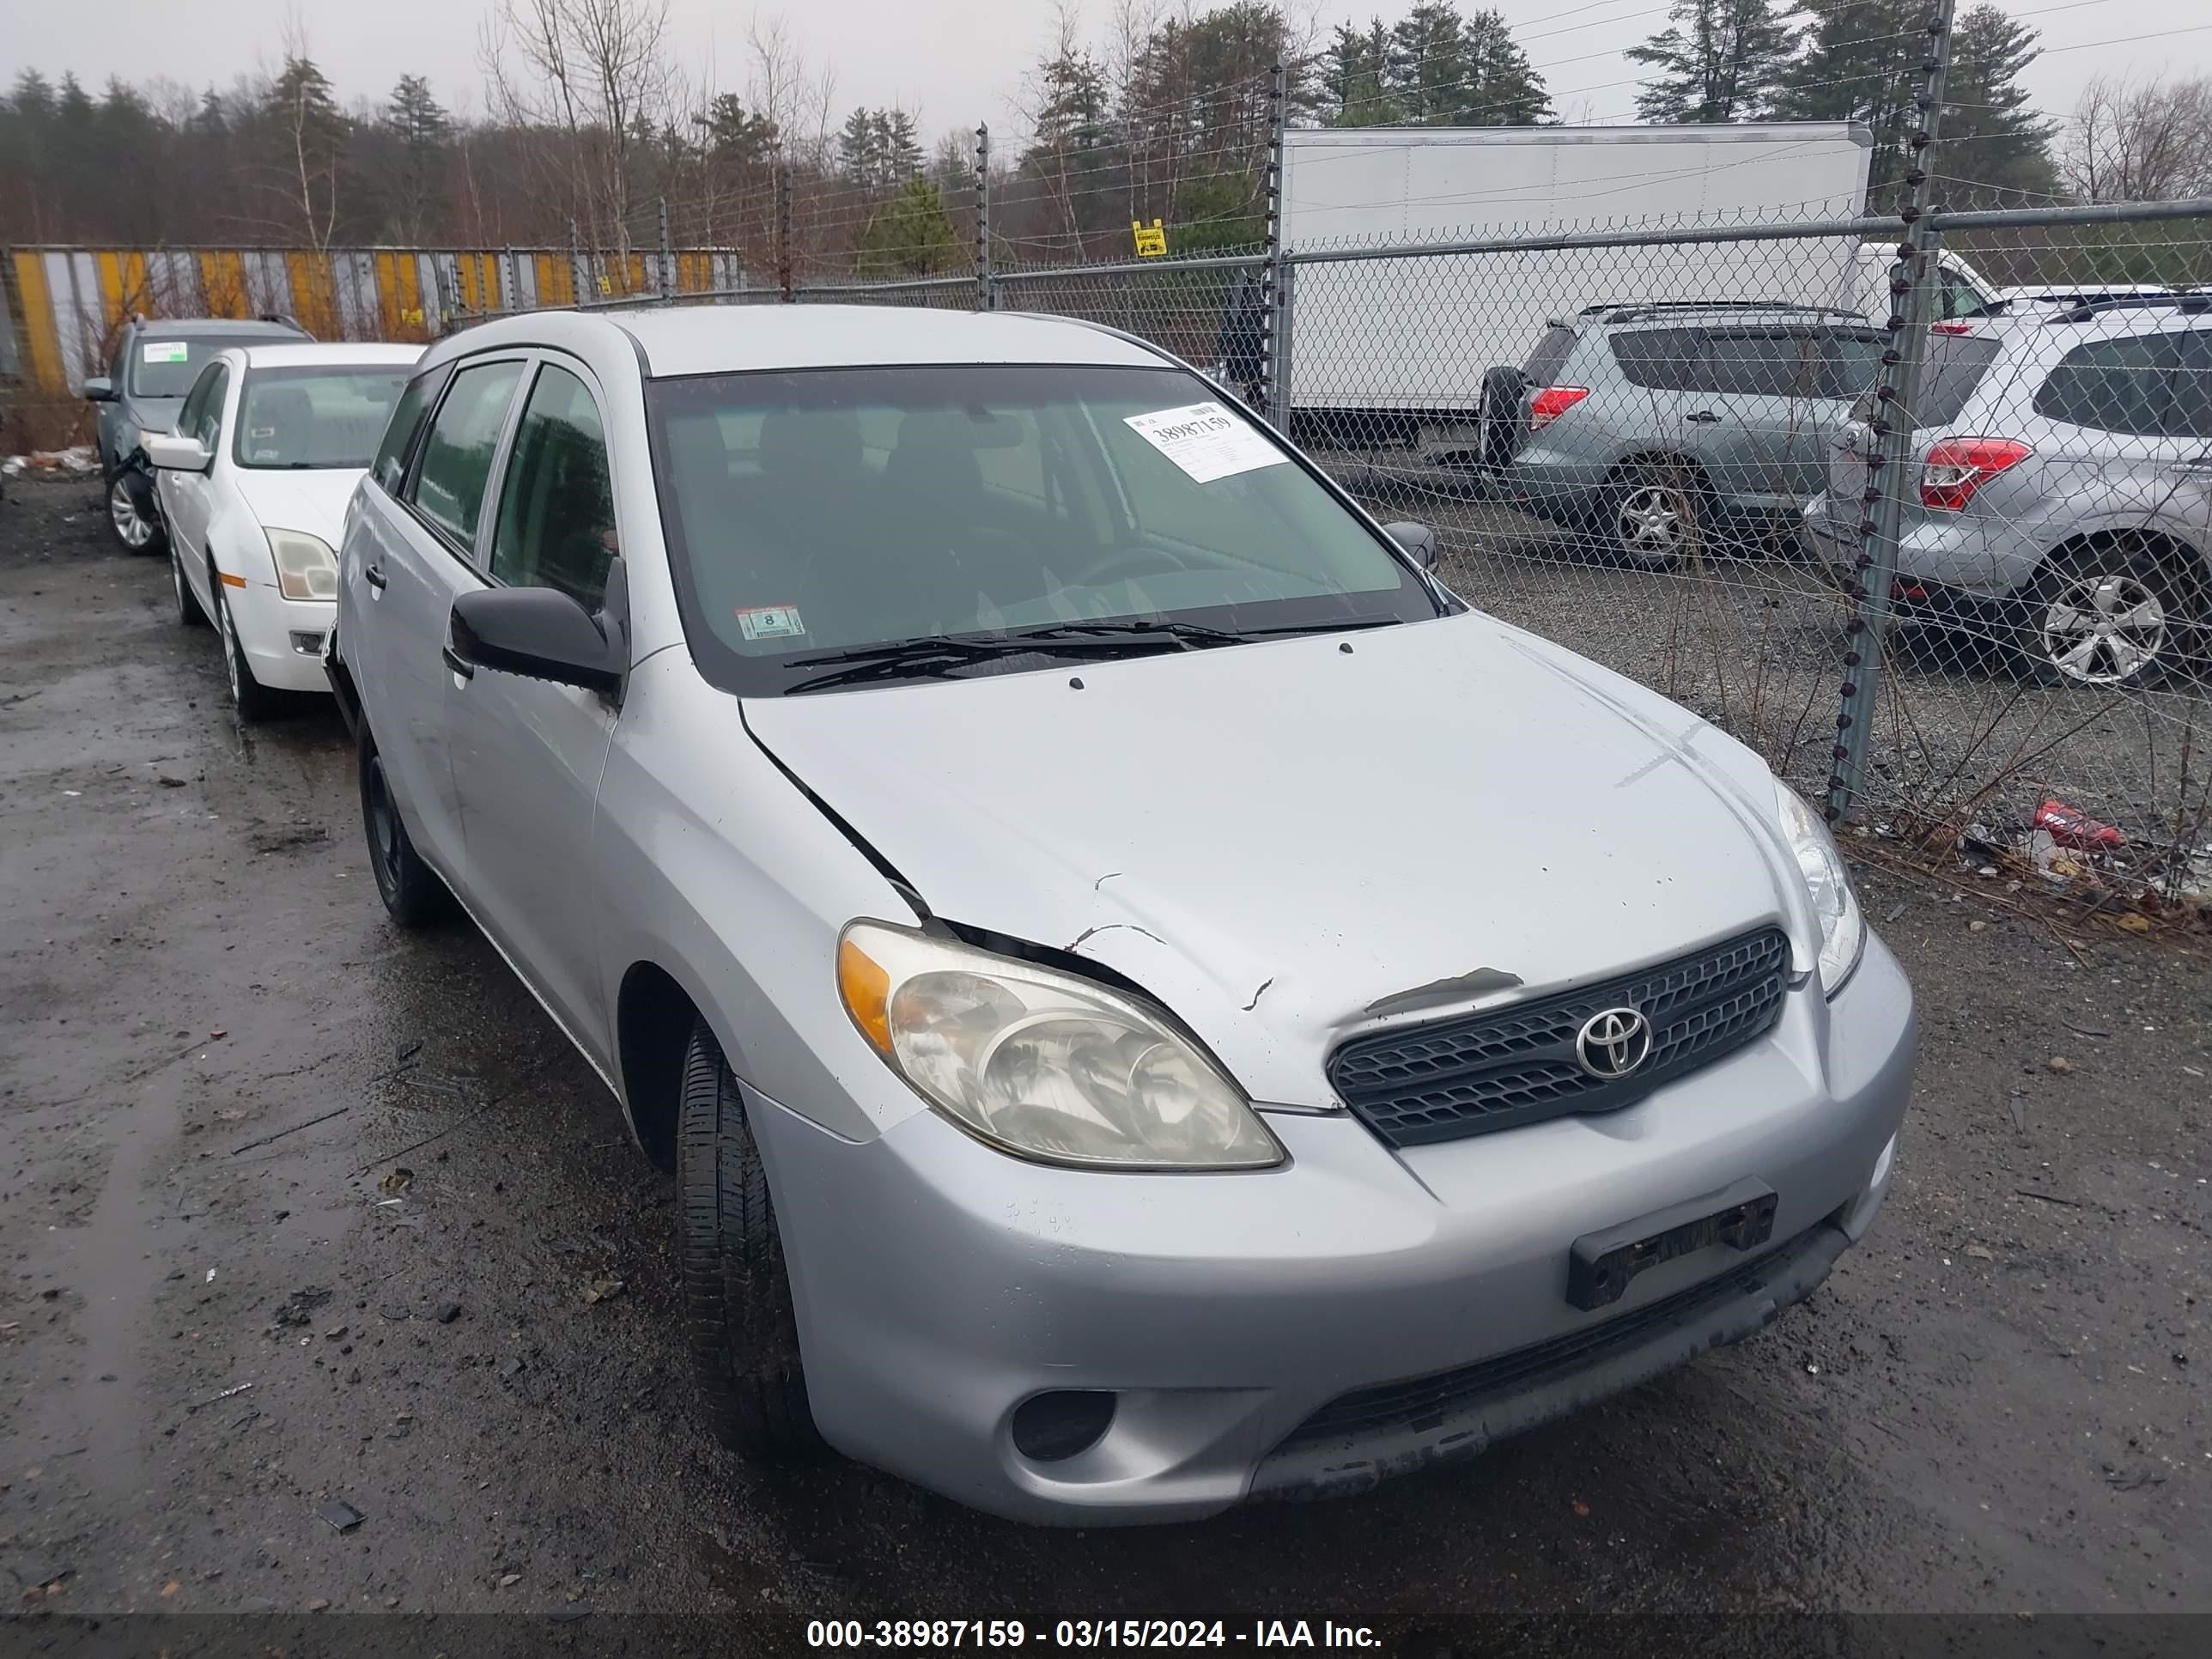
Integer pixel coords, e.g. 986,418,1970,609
326,305,1915,1524
1804,300,2212,688
1492,304,1888,566
82,314,309,555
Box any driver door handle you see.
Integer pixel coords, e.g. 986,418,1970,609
441,643,475,681
363,563,388,590
1686,410,1723,424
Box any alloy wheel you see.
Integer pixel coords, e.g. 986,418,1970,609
219,592,244,705
1616,484,1687,562
2039,571,2167,687
109,477,154,549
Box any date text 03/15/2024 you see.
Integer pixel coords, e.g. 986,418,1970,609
805,1620,1382,1650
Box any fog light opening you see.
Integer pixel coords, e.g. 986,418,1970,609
290,630,327,656
1011,1389,1116,1464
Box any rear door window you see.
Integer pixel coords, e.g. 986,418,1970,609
1611,329,1705,391
2034,334,2181,436
1875,333,2003,428
409,359,526,553
1702,331,1823,398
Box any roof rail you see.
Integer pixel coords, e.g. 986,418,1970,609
1579,301,1869,324
2048,294,2212,323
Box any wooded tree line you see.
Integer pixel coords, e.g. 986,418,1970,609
0,0,2204,274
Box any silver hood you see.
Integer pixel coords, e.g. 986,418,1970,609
743,611,1815,1109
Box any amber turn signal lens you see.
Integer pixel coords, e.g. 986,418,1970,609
837,936,892,1053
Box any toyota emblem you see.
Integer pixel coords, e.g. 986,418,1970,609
1576,1006,1652,1079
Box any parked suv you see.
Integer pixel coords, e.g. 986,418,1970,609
1487,304,1887,566
325,304,1912,1525
1804,299,2212,688
82,313,310,555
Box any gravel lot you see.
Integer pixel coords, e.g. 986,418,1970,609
3,476,2209,1651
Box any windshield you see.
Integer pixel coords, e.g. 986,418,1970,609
647,363,1439,696
233,365,410,471
129,336,273,398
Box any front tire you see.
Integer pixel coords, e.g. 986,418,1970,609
2015,541,2198,690
213,583,283,722
678,1018,820,1462
105,465,166,556
356,725,453,927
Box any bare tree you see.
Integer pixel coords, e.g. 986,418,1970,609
480,0,679,262
2063,73,2212,204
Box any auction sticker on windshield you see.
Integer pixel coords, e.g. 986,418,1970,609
142,341,191,363
1123,402,1287,485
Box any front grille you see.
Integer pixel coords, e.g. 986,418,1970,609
1278,1225,1815,1450
1328,927,1790,1147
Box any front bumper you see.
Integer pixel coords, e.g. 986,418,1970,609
748,933,1916,1525
226,581,335,695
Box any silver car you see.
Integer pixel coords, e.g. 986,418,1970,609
326,306,1915,1524
1805,300,2212,688
1493,304,1888,565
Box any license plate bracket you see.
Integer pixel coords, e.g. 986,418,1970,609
1567,1178,1778,1311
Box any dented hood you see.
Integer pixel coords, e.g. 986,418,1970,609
742,611,1813,1109
232,467,367,549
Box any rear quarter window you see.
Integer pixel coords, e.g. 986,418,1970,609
1523,325,1578,385
2033,334,2181,436
1875,334,2002,428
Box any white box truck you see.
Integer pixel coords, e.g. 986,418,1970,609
1274,123,1877,446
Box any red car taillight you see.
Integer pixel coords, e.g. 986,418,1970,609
1528,386,1589,429
1920,437,2032,511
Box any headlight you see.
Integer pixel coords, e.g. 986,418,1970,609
1775,784,1865,995
266,529,337,601
836,921,1283,1170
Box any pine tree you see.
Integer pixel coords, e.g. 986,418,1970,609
837,106,881,185
1628,0,1794,124
263,55,348,246
856,173,961,274
696,94,776,166
1775,0,1920,198
383,75,452,243
1939,4,2057,203
877,108,922,181
1326,20,1401,127
1385,4,1548,126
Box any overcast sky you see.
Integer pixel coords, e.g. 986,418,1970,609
3,0,2208,148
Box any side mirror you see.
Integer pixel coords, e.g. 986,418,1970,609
450,585,623,697
82,376,115,403
143,433,212,472
1383,520,1437,570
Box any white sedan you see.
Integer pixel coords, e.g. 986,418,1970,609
148,343,422,720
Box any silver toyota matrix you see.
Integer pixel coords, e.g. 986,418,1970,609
325,305,1916,1524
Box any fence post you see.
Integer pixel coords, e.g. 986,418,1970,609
1826,0,1957,825
659,195,673,301
776,161,793,303
975,124,995,312
502,246,518,313
1262,62,1290,427
568,218,586,308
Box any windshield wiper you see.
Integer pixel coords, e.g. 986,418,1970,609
783,631,1184,694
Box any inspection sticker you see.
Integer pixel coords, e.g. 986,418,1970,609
141,340,190,364
736,604,806,642
1122,401,1287,484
